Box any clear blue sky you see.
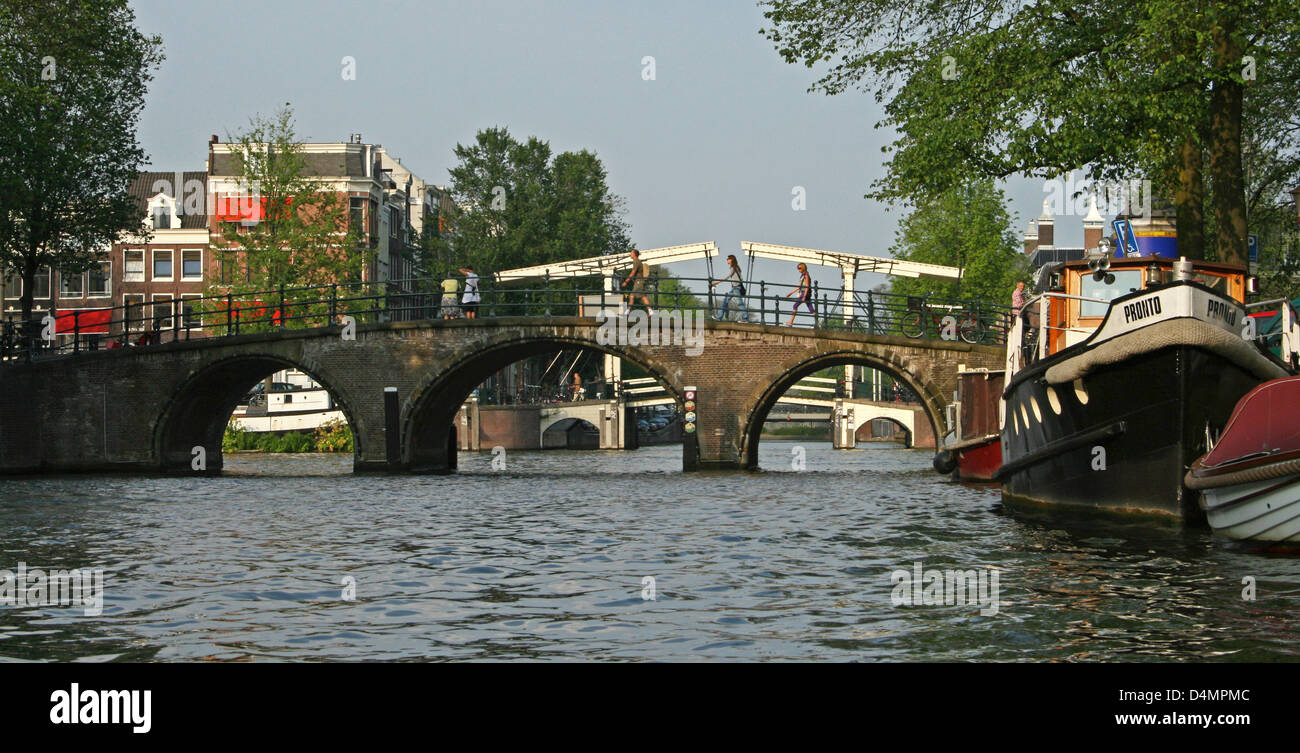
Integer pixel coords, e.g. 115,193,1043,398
131,0,1082,294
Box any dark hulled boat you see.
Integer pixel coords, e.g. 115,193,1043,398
997,256,1295,523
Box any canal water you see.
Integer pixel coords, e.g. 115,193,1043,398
2,440,1299,662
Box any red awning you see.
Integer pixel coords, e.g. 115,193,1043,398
55,308,112,334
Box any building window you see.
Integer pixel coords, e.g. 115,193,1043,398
218,252,233,285
151,294,174,329
33,268,51,299
87,261,110,297
349,197,365,237
182,249,203,280
123,294,146,331
181,294,202,329
152,202,172,229
60,270,84,297
3,273,20,299
124,250,145,282
153,249,173,281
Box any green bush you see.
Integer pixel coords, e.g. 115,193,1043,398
313,418,354,452
224,417,354,453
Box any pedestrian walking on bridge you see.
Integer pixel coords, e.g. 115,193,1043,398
784,263,814,326
711,254,750,322
621,248,653,316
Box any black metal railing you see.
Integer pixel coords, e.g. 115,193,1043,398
0,274,1012,363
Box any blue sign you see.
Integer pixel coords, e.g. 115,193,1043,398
1113,219,1139,257
1249,234,1259,266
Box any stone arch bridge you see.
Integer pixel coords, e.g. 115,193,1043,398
0,318,1002,474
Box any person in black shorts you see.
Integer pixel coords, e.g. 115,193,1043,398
459,266,480,319
621,248,653,316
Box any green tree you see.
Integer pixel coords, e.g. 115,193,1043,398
0,0,163,327
210,105,363,326
448,126,629,273
886,179,1028,304
760,0,1300,267
646,270,706,312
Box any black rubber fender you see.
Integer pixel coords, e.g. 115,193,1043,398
933,449,957,475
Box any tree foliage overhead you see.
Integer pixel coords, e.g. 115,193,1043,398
887,178,1029,304
212,105,362,308
447,127,631,274
760,0,1300,267
0,0,163,322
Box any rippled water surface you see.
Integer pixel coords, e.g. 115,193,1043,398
3,440,1300,662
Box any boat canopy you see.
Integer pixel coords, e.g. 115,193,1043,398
1198,376,1300,472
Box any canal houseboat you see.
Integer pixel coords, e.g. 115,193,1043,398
230,370,346,433
997,253,1299,522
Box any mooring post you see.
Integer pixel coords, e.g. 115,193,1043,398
384,387,400,468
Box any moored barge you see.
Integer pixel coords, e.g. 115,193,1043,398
997,254,1297,522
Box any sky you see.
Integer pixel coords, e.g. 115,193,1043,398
129,0,1083,294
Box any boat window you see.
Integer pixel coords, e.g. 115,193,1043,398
1045,386,1062,415
1192,273,1229,295
1080,270,1142,317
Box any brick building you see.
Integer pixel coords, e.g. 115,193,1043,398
1022,198,1107,290
205,135,440,293
1,170,212,345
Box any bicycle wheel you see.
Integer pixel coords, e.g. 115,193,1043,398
958,316,983,344
900,311,924,338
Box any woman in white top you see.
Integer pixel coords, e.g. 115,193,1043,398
710,255,750,322
459,266,481,319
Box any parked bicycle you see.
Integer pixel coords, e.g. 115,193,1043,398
899,297,985,344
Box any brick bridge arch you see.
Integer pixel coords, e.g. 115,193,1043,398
737,350,946,469
0,318,1002,474
401,328,684,472
154,352,368,473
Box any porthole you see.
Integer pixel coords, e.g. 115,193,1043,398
1073,378,1089,405
1019,402,1030,428
1030,395,1042,422
1046,386,1062,415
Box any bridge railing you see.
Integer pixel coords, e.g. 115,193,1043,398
0,275,1011,363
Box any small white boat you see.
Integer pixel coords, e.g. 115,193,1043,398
1186,375,1300,546
230,370,346,433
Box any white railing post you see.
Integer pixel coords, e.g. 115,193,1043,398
1285,303,1300,369
1005,305,1024,378
1038,294,1049,361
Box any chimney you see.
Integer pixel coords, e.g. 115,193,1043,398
1083,195,1105,250
1023,219,1039,256
1037,200,1055,248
